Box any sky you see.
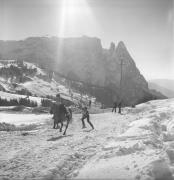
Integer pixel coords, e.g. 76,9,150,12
0,0,173,80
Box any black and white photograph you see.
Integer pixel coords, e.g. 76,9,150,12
0,0,174,179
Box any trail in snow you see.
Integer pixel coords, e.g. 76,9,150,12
1,98,174,180
0,111,134,180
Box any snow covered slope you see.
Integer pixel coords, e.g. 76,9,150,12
77,98,174,180
0,91,42,105
0,60,96,106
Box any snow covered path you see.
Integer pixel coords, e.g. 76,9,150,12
1,98,174,180
0,111,134,180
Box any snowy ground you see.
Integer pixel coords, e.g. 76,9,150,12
0,112,51,126
0,98,174,180
0,91,42,105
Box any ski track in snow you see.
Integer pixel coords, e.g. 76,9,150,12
0,98,174,179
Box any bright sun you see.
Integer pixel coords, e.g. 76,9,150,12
57,0,97,37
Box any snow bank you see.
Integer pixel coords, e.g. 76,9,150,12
76,98,174,180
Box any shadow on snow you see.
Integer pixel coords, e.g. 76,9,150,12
47,134,73,141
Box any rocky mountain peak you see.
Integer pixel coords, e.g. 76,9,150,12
117,41,126,49
115,41,129,56
0,36,166,106
109,42,116,54
114,41,135,67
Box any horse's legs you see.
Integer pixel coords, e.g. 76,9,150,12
60,121,63,132
63,118,70,135
53,120,56,129
56,122,59,129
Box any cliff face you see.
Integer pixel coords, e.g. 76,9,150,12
104,41,149,104
55,36,106,86
0,36,166,106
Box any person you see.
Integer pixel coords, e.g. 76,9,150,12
81,106,94,129
118,101,122,114
55,93,61,103
88,99,92,108
70,92,73,100
50,94,68,129
131,104,136,108
112,101,117,113
67,106,73,122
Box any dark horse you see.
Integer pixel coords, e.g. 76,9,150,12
50,103,72,135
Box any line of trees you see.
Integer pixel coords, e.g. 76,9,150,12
0,97,38,107
41,99,52,107
0,62,37,83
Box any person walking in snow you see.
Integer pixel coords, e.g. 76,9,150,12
50,94,63,129
112,101,117,113
88,99,92,108
50,94,72,135
81,106,94,130
118,101,122,114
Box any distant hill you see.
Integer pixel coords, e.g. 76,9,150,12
0,60,96,107
0,36,166,106
149,79,174,98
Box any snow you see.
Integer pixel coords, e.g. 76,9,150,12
23,61,46,75
0,91,42,105
0,60,96,107
22,77,59,97
121,117,152,137
0,60,46,76
0,110,135,179
0,60,173,179
76,98,174,180
0,112,51,126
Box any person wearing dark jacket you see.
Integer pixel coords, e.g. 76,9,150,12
112,101,117,113
88,100,92,108
118,101,122,114
50,94,68,129
81,107,94,129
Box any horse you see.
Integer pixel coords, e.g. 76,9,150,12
50,103,72,135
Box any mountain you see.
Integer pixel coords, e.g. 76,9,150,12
149,79,174,98
0,36,166,106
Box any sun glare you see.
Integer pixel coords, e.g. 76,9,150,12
57,0,98,37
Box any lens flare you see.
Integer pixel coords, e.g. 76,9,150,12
57,0,99,37
56,0,100,64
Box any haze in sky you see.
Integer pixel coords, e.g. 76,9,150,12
0,0,173,80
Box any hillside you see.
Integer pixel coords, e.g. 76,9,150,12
0,36,166,106
149,81,174,98
0,60,96,108
0,98,174,179
150,79,174,90
149,79,174,98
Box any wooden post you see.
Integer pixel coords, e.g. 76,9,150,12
118,58,126,113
